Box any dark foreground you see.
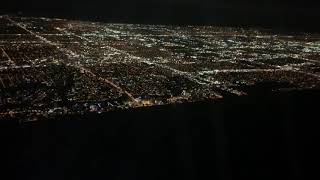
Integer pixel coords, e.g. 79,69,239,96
1,89,319,180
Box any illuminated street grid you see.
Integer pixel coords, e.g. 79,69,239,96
0,15,320,120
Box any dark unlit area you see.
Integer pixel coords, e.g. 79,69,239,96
1,89,320,180
1,0,320,31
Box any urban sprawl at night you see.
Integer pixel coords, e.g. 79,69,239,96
0,15,319,121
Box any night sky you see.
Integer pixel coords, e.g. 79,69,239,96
1,0,320,31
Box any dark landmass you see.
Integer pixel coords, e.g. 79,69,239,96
1,88,319,179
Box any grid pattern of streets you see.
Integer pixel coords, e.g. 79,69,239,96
0,15,320,120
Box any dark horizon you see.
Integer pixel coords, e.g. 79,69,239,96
1,0,320,32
